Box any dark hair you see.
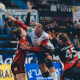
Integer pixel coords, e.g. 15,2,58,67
39,22,45,30
11,28,21,39
59,33,70,42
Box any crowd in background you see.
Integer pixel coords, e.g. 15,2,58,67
0,0,18,9
0,14,80,51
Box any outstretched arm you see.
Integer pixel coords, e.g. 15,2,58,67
19,38,48,52
6,15,28,30
25,1,33,26
36,40,60,56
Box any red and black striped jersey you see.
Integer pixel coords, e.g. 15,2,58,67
13,39,29,63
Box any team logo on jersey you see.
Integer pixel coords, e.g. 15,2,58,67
29,28,33,32
14,67,18,71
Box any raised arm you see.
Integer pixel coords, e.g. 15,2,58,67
6,15,28,30
25,1,33,26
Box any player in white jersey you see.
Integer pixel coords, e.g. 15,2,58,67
6,2,57,80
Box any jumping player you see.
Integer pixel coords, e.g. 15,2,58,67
34,33,80,80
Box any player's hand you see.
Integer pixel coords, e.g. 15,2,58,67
36,40,41,46
19,44,30,50
26,1,33,10
6,15,16,21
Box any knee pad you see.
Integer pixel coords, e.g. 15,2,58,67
42,71,49,78
45,59,53,69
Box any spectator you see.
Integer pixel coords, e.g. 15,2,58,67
0,17,5,35
3,0,12,9
67,25,75,36
49,18,56,32
34,0,43,9
72,25,77,35
51,29,56,39
35,0,50,9
36,0,42,5
4,15,16,35
74,20,78,29
42,0,49,5
54,23,59,36
40,17,56,32
77,24,80,38
44,25,50,32
67,18,74,35
67,18,74,27
66,23,70,34
73,20,78,34
78,19,80,25
14,16,19,28
73,34,80,51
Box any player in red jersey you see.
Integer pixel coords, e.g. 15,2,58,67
34,33,80,80
11,1,32,80
11,27,29,80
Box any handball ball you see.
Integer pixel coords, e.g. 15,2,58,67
0,3,5,12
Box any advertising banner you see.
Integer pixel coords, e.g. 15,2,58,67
73,12,80,22
39,11,72,26
73,6,80,12
0,51,80,65
0,53,37,64
0,64,14,80
0,64,27,80
0,9,38,25
25,63,62,80
57,6,72,12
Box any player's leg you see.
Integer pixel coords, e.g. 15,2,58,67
36,54,50,78
45,54,57,80
16,73,25,80
38,62,50,78
11,61,25,80
13,75,17,80
11,62,17,80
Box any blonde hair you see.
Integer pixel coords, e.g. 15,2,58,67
11,27,21,39
58,33,70,42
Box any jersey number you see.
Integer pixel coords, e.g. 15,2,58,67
65,47,76,58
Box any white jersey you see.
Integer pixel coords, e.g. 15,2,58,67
27,27,54,49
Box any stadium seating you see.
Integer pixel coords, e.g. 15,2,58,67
0,35,17,53
10,0,28,9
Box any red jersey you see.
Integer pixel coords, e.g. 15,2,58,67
13,39,29,63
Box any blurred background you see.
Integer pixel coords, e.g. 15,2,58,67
0,0,80,80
